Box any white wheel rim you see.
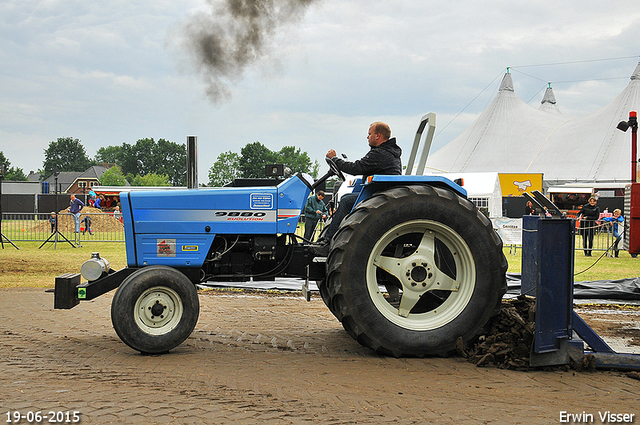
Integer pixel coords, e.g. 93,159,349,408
134,286,184,336
366,220,476,331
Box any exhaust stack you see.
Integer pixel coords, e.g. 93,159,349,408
187,136,198,189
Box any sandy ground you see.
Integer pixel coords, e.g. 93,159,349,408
1,287,639,425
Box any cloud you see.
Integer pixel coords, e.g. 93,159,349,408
1,0,640,180
174,0,321,103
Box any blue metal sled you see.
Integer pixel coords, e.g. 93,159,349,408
522,215,640,370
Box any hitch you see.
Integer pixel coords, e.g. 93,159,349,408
54,268,138,310
54,273,81,309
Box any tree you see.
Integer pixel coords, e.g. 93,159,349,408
311,161,320,178
117,143,140,179
208,151,241,187
42,137,94,180
275,146,318,178
126,138,186,186
97,138,187,186
239,141,277,178
99,165,128,186
131,173,171,186
0,152,9,172
132,138,157,176
4,167,27,181
234,142,318,179
0,152,27,181
153,139,187,187
94,146,122,165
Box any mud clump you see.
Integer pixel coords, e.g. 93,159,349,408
457,296,535,370
458,295,600,372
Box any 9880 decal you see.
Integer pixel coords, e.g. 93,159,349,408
213,210,272,221
6,411,81,423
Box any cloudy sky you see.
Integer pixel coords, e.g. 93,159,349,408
2,0,640,182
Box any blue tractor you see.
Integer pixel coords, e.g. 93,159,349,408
54,115,507,357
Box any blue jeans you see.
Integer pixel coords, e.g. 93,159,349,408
323,193,358,241
72,212,81,233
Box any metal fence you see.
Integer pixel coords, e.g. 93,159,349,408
502,218,622,257
1,212,125,243
575,219,622,257
2,213,621,256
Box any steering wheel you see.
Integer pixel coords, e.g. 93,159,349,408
325,156,346,181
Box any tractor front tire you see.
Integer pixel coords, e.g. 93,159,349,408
111,266,200,354
325,185,507,357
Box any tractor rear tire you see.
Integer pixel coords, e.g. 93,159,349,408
325,185,507,357
111,266,200,354
317,279,333,310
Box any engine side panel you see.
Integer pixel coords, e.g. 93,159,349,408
135,234,215,268
119,175,311,268
129,187,279,235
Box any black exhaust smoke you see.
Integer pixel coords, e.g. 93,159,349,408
180,0,320,103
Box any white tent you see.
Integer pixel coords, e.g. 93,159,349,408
425,72,569,175
426,63,640,184
527,64,640,183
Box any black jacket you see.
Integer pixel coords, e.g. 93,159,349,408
331,137,402,182
578,203,600,221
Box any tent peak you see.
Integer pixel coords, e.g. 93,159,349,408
631,62,640,81
541,85,557,105
499,72,514,92
539,84,562,114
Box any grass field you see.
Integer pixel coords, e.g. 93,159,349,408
0,239,637,289
502,246,639,282
1,241,128,289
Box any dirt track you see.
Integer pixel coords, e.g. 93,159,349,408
1,287,639,424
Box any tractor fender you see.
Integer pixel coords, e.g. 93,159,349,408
353,175,467,207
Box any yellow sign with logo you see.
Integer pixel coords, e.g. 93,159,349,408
498,173,543,197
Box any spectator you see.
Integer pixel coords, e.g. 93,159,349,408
95,194,105,210
524,200,536,215
88,189,97,207
602,209,624,258
303,191,328,241
81,215,93,235
67,194,85,233
49,212,56,233
577,196,600,257
113,205,123,223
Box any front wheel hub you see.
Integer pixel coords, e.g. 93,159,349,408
134,287,184,335
150,301,166,318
